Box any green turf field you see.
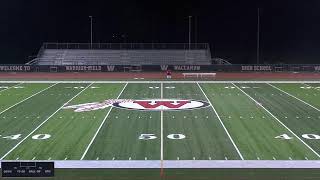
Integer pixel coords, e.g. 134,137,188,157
0,81,319,161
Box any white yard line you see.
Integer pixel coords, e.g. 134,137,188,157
232,83,320,158
268,83,320,112
80,83,128,160
0,83,58,116
0,83,24,93
0,83,93,160
197,83,244,160
160,82,164,164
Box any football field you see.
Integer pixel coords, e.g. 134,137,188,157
0,81,320,162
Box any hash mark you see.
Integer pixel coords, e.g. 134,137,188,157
289,157,292,160
32,157,36,160
272,157,276,160
177,157,180,160
129,157,132,160
193,157,195,160
225,157,228,160
145,157,147,160
16,157,19,160
112,157,115,160
48,157,51,160
305,157,309,160
209,157,212,160
96,157,99,160
64,157,68,160
257,157,260,160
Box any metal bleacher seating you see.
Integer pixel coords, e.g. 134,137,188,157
34,43,212,65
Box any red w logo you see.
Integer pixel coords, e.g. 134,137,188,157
134,101,190,109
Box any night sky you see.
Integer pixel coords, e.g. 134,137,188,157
1,0,320,64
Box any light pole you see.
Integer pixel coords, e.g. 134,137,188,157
89,16,93,48
188,16,192,50
257,9,260,64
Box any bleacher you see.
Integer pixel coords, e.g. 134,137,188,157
34,43,212,65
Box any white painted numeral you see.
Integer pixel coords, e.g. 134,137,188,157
32,134,51,140
167,134,186,140
302,134,320,139
2,134,22,140
224,86,235,89
139,134,157,140
275,134,293,140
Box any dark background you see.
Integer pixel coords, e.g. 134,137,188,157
1,0,320,64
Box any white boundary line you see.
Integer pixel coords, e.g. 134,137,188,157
0,83,93,160
197,83,244,160
232,83,320,158
160,83,164,170
1,80,320,84
0,83,58,116
80,83,128,160
268,83,320,112
0,83,24,93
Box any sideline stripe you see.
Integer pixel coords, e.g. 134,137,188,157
0,83,24,93
233,83,320,158
80,83,128,160
268,83,320,112
0,83,93,160
1,80,320,84
0,83,58,116
197,83,244,160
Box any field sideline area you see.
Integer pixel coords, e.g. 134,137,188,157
0,80,320,168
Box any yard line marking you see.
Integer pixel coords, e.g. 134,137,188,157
273,157,276,160
197,83,244,160
0,83,93,160
305,157,309,160
32,157,36,160
233,83,320,158
64,157,68,160
0,83,58,116
0,83,24,93
80,83,128,160
160,82,164,177
268,83,320,112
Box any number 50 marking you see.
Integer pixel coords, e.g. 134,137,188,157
139,133,186,140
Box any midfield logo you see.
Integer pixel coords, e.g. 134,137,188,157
63,99,210,112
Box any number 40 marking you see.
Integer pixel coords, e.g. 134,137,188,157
275,134,320,140
1,134,51,140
